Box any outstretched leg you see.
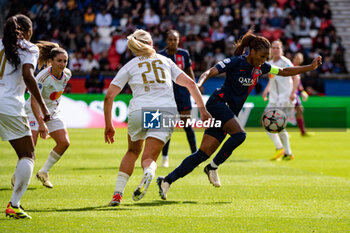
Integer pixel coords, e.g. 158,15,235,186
205,117,246,187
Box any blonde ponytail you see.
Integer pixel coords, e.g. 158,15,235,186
127,29,156,58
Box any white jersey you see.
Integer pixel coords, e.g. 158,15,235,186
111,54,183,113
0,39,39,116
267,56,295,106
25,67,71,119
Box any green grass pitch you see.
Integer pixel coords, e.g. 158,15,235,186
0,128,349,232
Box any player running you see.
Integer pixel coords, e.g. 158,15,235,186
104,29,211,206
157,29,322,200
262,40,298,161
1,14,50,219
158,30,197,167
24,41,71,188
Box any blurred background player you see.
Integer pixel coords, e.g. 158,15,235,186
104,29,210,206
262,40,298,161
0,14,50,219
24,41,71,188
292,52,313,137
157,30,322,200
158,30,197,167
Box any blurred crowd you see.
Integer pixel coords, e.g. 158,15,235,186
2,0,348,94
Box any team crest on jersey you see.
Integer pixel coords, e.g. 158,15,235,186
223,58,230,64
253,68,262,76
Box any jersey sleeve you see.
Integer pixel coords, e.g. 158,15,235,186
215,57,238,74
21,44,39,68
168,58,184,82
35,70,47,93
184,50,192,69
111,65,130,89
64,68,72,81
284,57,294,68
261,62,273,75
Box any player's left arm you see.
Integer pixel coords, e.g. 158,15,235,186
184,66,195,81
197,67,219,88
272,56,322,76
184,50,196,81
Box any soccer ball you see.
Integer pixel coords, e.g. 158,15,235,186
261,109,287,133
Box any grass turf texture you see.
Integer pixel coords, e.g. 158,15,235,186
0,128,349,232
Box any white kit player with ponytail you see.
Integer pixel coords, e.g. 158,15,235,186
104,29,211,206
1,14,50,219
24,41,71,188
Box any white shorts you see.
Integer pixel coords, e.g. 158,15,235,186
128,110,173,143
28,114,66,133
266,103,294,118
0,113,31,141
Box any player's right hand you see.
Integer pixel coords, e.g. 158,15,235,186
262,91,268,101
38,122,49,139
105,126,115,144
199,108,212,123
311,56,322,70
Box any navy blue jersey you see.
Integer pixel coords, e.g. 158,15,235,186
214,55,272,115
159,48,193,111
158,48,192,70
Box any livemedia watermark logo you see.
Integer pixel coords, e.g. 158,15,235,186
143,110,162,129
142,108,222,130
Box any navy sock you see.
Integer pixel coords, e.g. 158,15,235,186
184,126,197,153
212,132,246,167
165,149,209,184
162,140,170,156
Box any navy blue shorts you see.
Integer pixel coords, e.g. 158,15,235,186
204,94,235,143
173,83,192,112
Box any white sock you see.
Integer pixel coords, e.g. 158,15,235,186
279,130,292,155
210,161,218,169
162,155,168,160
10,158,34,207
114,171,130,195
143,161,157,178
40,150,61,173
267,132,283,149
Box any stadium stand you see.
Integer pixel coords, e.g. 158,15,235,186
0,0,348,95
